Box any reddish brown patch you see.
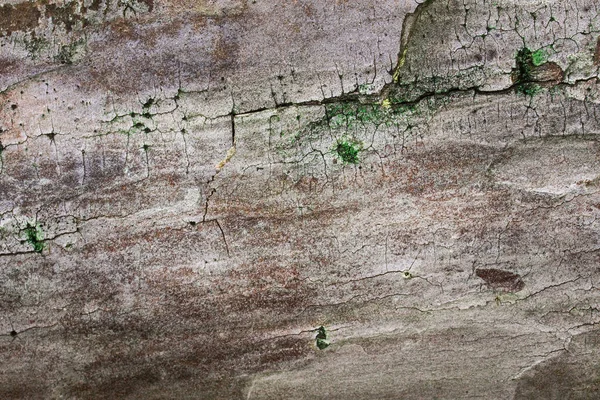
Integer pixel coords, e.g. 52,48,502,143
107,17,138,42
79,13,195,94
0,2,41,36
225,260,311,312
45,1,82,32
399,143,497,196
115,259,316,381
257,336,310,365
476,268,525,292
293,175,321,193
0,379,49,400
0,57,18,74
212,33,239,67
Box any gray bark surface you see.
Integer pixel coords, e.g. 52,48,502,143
1,0,599,399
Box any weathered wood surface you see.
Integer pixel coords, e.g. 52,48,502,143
1,0,599,398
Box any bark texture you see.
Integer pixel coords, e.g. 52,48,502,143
1,0,600,399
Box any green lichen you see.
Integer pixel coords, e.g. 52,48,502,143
515,48,534,81
355,104,387,124
320,98,431,135
24,222,44,253
517,83,543,97
315,326,330,350
531,49,548,66
55,39,84,65
395,103,419,115
358,83,375,95
326,103,356,127
514,47,544,97
23,35,48,59
334,139,361,164
326,103,391,128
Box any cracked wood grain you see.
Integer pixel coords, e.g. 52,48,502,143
1,0,600,399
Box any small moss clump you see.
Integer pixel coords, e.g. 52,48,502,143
517,83,543,96
514,47,545,96
24,222,44,253
531,48,548,66
326,103,390,128
315,326,330,350
335,140,361,164
54,40,84,65
515,48,534,81
24,35,48,59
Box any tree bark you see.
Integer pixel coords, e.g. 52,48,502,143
1,0,599,398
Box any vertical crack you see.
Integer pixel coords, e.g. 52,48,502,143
0,141,4,175
81,149,86,185
181,128,190,175
231,112,236,146
214,218,230,257
231,92,237,146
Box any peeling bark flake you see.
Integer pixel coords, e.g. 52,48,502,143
475,268,525,292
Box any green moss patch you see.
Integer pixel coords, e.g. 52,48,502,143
531,49,548,66
514,47,545,96
315,326,330,350
24,222,44,253
326,103,391,128
335,139,361,164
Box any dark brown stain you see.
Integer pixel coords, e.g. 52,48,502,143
52,259,314,398
212,32,240,67
74,369,161,400
225,260,313,312
0,380,49,400
475,268,525,292
88,0,103,12
258,336,309,365
0,2,41,36
45,1,82,32
69,364,247,400
0,57,18,74
399,143,498,197
0,0,155,37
